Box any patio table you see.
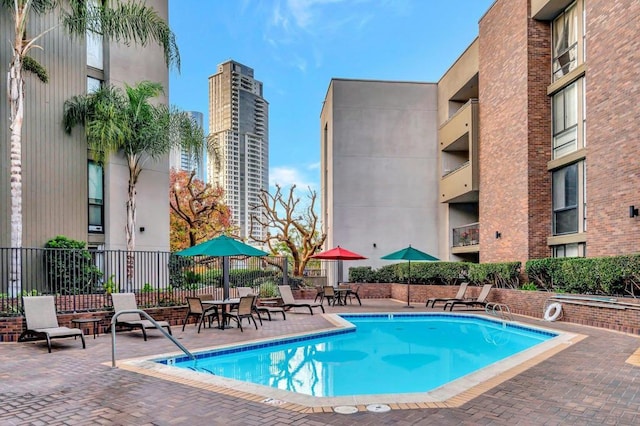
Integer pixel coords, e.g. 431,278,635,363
202,299,240,329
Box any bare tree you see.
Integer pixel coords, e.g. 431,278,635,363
250,184,326,276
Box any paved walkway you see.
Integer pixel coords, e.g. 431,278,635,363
2,298,640,425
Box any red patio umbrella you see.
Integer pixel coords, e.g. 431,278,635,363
311,246,367,260
311,246,367,288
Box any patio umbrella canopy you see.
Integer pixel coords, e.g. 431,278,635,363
175,235,268,299
381,245,438,308
311,246,367,286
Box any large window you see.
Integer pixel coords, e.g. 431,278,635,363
552,2,580,81
553,81,578,158
88,161,104,233
553,163,578,235
553,242,585,258
86,0,103,70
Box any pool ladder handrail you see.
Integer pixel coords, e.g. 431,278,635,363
110,309,195,368
485,302,514,322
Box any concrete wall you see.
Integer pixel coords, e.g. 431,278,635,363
320,79,440,279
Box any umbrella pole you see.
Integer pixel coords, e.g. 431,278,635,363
223,256,230,300
404,260,414,308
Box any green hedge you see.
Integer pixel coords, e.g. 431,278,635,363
526,254,640,296
349,261,520,288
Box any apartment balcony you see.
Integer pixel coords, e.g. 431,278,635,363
451,222,479,254
439,100,479,203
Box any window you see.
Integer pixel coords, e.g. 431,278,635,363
552,2,580,81
553,81,578,158
87,77,101,94
86,0,103,70
553,242,585,258
88,161,104,233
553,163,581,235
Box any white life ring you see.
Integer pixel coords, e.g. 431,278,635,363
544,302,562,321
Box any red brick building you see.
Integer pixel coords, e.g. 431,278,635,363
438,0,639,264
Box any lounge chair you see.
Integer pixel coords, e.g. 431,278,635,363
255,302,287,321
277,285,325,315
236,286,253,297
111,293,172,340
444,284,493,311
223,295,259,331
426,282,469,308
18,296,86,353
182,297,219,332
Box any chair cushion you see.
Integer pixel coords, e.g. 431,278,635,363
35,327,83,337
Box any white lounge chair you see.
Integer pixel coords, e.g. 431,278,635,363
111,293,172,340
18,296,85,353
277,285,325,315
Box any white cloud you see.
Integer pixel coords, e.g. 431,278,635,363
270,166,316,190
307,162,320,170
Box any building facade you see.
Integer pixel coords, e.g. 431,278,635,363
170,111,207,181
323,0,640,269
208,60,269,241
320,79,440,277
0,0,171,252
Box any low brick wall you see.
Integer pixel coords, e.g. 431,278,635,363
3,285,639,341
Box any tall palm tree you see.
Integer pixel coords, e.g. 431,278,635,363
3,0,179,294
63,81,204,256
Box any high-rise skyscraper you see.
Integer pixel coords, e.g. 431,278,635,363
208,60,269,241
170,111,206,182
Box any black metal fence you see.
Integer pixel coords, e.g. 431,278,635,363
0,248,288,316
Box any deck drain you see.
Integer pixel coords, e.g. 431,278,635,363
334,405,358,414
366,404,391,413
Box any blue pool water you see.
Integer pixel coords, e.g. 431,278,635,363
158,314,555,397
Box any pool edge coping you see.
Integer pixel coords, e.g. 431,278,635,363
109,313,586,413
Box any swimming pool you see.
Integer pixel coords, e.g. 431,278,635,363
163,314,555,397
120,313,581,409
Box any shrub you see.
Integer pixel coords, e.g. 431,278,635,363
44,235,103,294
466,262,521,288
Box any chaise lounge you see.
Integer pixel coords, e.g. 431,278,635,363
18,295,85,353
444,284,493,311
111,293,172,340
278,285,325,315
426,282,469,308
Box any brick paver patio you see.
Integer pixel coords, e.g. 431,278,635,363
2,298,640,425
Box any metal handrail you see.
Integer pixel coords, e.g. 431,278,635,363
485,302,513,322
111,309,194,368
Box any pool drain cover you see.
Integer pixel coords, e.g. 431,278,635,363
366,404,391,413
334,405,358,414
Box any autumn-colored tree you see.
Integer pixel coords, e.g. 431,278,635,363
250,184,326,276
169,169,232,251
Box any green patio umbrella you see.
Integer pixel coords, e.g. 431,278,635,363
175,235,268,299
381,245,438,308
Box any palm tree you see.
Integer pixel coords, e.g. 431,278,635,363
63,81,204,257
3,0,178,295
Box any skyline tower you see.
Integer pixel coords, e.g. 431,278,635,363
208,60,269,242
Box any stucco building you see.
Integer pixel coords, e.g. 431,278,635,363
0,0,171,252
322,0,640,270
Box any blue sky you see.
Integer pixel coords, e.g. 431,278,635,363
169,0,494,192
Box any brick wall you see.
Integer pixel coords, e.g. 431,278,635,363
584,0,640,256
478,0,532,265
4,285,639,341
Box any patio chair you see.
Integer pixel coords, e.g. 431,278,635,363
343,284,362,306
323,285,338,306
111,293,172,341
236,286,253,297
223,295,259,332
18,296,85,353
426,282,469,308
313,286,324,303
444,284,493,311
277,285,325,315
182,297,219,333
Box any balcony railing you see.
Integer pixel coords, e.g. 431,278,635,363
452,223,479,247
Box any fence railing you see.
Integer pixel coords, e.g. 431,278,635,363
452,222,480,247
0,248,289,316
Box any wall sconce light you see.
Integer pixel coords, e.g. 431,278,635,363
139,227,146,232
630,206,639,218
373,243,377,248
495,231,502,239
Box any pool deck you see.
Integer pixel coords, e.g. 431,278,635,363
2,298,640,425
